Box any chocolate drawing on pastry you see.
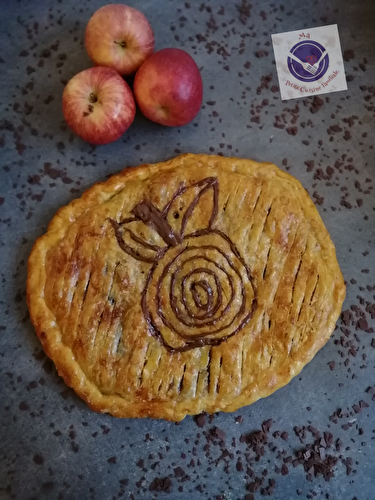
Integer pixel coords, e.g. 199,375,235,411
109,177,257,351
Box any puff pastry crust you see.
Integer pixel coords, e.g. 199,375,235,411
27,154,345,421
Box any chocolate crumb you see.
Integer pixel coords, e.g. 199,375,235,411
286,126,298,136
149,477,172,493
173,466,185,477
281,432,289,441
194,412,207,428
214,427,226,441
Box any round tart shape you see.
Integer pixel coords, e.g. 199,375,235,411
27,154,345,421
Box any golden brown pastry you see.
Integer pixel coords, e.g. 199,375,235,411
27,154,345,421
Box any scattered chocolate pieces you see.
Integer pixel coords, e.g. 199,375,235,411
1,2,374,499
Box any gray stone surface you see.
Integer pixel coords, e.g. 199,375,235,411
0,1,374,499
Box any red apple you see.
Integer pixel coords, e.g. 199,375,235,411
85,4,154,76
133,48,203,127
62,67,136,145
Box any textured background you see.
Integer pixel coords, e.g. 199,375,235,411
0,1,374,499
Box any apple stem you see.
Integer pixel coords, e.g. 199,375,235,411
89,93,98,104
114,41,126,48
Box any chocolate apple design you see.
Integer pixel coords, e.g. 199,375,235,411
110,177,257,351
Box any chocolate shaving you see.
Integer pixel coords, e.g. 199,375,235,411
194,412,207,428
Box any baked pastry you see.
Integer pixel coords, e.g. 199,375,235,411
27,154,345,421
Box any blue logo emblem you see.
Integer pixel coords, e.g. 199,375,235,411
287,40,329,83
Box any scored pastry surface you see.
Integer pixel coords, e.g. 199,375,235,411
27,154,345,421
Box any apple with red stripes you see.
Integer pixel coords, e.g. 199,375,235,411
85,4,155,76
62,67,136,145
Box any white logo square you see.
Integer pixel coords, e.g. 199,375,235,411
271,25,347,101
